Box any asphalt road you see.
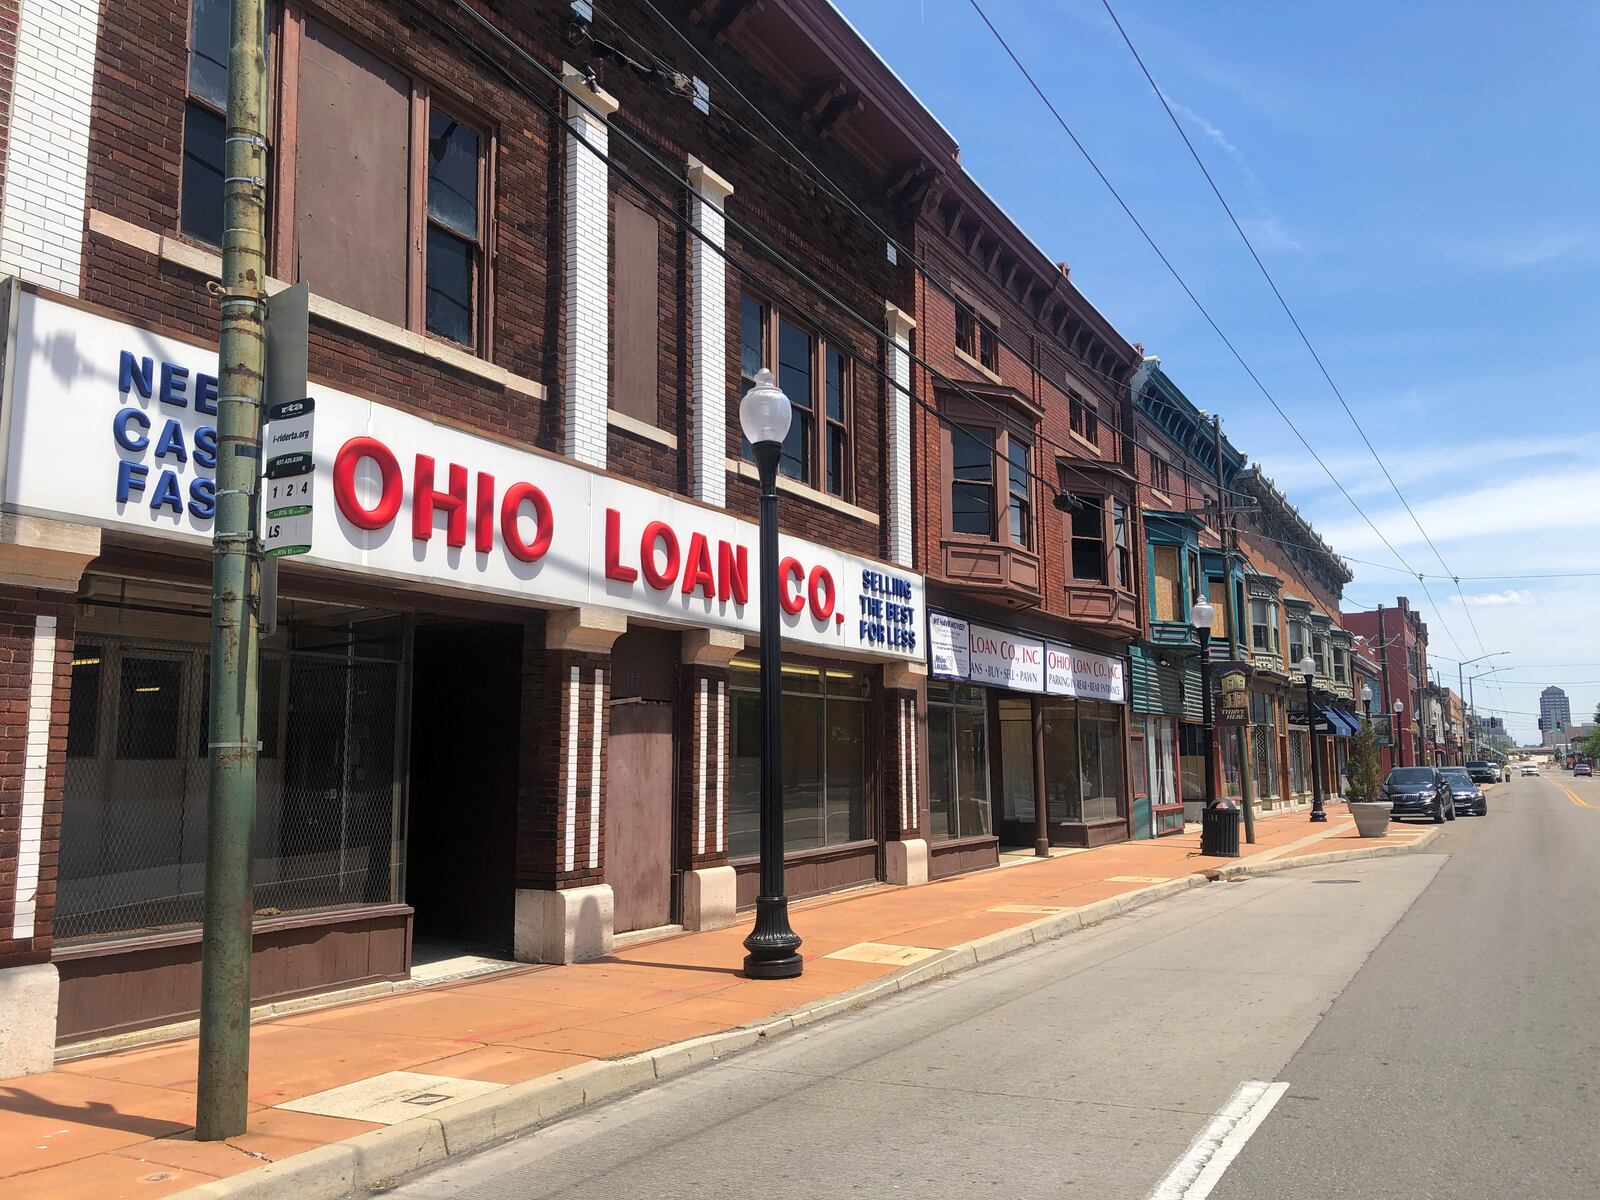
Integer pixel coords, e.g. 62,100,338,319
386,775,1600,1199
1212,771,1600,1199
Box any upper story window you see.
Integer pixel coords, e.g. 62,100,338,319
1250,599,1281,652
1288,618,1309,666
946,415,1033,548
1150,452,1173,495
180,0,234,247
1314,633,1331,678
1333,645,1349,683
1111,499,1131,588
950,426,995,537
1069,392,1099,444
1006,440,1031,547
1152,545,1181,621
179,9,493,352
1071,498,1107,583
955,304,999,373
741,294,851,497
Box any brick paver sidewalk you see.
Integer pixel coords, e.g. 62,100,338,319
0,803,1431,1197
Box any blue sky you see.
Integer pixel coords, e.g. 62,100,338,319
833,0,1600,742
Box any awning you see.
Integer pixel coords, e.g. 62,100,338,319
1317,704,1361,738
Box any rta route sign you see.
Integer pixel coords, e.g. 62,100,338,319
261,398,314,557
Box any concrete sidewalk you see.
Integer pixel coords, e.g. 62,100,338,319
0,804,1438,1199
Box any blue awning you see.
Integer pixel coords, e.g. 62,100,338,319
1316,704,1361,737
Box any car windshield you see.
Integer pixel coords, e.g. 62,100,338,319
1442,770,1473,785
1386,768,1435,786
1466,762,1491,769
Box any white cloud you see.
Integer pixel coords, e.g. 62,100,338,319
1446,228,1600,269
1241,213,1304,254
1453,589,1535,607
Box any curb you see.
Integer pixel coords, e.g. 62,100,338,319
176,831,1441,1198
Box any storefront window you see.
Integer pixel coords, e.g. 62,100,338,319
1040,699,1124,823
998,697,1035,822
1179,720,1208,801
1147,717,1178,807
1289,730,1309,793
729,659,872,859
1041,699,1080,821
57,607,404,942
927,683,993,840
1219,727,1243,798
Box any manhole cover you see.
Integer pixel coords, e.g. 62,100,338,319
1313,879,1361,885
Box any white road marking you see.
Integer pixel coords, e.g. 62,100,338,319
1149,1079,1289,1200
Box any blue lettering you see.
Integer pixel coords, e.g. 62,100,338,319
187,477,216,520
119,351,154,399
159,361,190,408
116,460,148,503
150,469,184,514
153,419,188,463
112,406,150,451
195,373,219,416
193,426,218,470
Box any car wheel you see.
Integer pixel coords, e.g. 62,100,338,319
1446,800,1457,821
1478,801,1487,816
1433,798,1447,824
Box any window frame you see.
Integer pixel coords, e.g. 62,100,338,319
955,302,999,373
1069,391,1099,445
738,291,854,499
1070,495,1108,584
1149,451,1173,496
939,398,1034,550
267,9,497,356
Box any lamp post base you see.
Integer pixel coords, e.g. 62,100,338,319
743,895,804,979
1309,803,1328,823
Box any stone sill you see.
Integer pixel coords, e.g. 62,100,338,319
724,457,880,525
607,409,677,448
88,210,545,400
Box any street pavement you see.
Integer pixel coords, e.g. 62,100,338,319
1212,772,1600,1199
388,775,1600,1199
386,853,1448,1198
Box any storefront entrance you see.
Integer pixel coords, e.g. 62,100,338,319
406,620,519,958
607,627,678,934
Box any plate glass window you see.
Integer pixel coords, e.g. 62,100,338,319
1006,439,1031,547
927,683,992,840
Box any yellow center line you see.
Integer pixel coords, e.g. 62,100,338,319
1557,783,1592,809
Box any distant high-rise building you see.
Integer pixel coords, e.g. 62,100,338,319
1541,686,1572,738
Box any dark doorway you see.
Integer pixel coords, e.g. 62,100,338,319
406,620,520,956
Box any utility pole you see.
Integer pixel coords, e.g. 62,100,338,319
1412,615,1426,767
1376,604,1391,767
196,0,268,1142
1211,415,1255,843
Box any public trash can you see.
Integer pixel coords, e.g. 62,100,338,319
1201,800,1241,858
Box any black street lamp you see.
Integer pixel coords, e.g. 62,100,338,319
1361,681,1375,722
740,369,804,980
1393,698,1405,767
1191,596,1218,810
1300,653,1327,823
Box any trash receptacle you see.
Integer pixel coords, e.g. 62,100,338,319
1201,800,1241,858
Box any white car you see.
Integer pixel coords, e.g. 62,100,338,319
1520,763,1539,777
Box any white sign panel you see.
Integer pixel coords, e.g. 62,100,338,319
1045,642,1126,704
1,292,925,663
261,397,314,557
966,621,1046,692
928,611,970,679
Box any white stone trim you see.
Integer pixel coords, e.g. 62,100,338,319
724,457,882,525
0,0,99,296
606,408,678,448
11,614,55,939
689,156,731,506
884,303,916,567
907,692,918,827
696,676,708,856
564,665,580,872
716,679,727,852
898,696,909,831
588,667,603,869
86,210,547,399
563,67,615,470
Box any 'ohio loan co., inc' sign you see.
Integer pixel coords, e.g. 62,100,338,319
927,610,1126,703
0,291,924,663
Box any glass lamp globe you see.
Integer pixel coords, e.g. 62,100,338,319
1298,654,1316,678
1393,699,1405,714
739,368,792,448
1189,597,1215,631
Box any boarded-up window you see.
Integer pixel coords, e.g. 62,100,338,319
612,196,659,425
1153,545,1180,621
295,19,410,327
1208,580,1227,637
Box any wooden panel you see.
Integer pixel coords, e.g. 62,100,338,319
607,701,676,933
296,18,410,326
610,626,678,702
1153,546,1180,622
734,843,877,908
929,836,999,880
612,195,660,424
55,907,412,1043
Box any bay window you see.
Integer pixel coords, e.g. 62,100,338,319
1006,440,1032,547
943,414,1033,548
951,426,996,536
1071,497,1106,582
1112,500,1131,588
739,294,852,497
1250,598,1281,652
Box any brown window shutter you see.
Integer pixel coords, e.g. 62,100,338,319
295,18,411,328
612,195,660,425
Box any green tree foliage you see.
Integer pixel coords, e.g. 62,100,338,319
1345,716,1386,803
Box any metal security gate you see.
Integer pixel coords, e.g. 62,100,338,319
58,626,403,942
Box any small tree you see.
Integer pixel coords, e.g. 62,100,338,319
1345,716,1386,803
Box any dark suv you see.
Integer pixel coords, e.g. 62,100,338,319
1465,761,1499,785
1384,766,1456,823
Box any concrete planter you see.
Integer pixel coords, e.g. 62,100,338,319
1349,801,1393,838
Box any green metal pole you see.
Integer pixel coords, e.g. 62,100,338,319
195,0,267,1142
1212,416,1256,843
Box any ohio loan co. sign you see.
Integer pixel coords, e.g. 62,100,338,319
0,291,924,663
928,609,1126,703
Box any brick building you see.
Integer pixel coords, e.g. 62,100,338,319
0,0,951,1073
911,164,1143,871
1342,597,1430,771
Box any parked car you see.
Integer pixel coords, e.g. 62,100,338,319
1441,767,1486,816
1465,761,1499,785
1520,763,1539,777
1383,766,1456,823
1576,762,1593,778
